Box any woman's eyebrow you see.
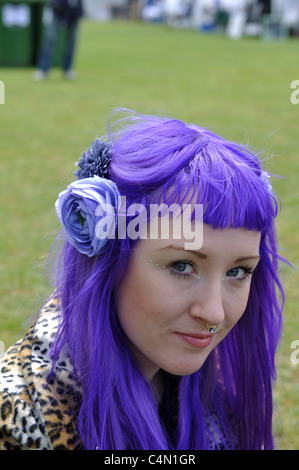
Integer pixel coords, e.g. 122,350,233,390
159,246,260,263
234,255,261,263
159,245,206,258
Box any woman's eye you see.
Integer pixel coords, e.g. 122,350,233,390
170,261,196,278
226,266,254,282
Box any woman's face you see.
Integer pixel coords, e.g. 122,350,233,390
116,223,261,381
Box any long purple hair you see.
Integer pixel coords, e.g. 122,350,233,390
51,110,284,450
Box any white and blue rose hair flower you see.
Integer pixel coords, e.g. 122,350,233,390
55,176,120,257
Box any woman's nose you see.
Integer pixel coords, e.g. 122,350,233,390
189,279,225,327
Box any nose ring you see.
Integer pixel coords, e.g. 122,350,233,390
207,322,218,333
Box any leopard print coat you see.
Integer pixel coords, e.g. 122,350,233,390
0,297,230,450
0,297,81,450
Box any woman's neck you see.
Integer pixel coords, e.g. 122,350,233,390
150,370,164,405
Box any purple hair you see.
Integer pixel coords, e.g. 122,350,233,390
51,110,284,450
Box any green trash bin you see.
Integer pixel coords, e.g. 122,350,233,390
0,0,64,67
0,1,33,66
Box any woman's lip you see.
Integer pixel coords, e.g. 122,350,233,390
175,332,214,348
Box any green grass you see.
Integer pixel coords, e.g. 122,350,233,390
1,20,298,449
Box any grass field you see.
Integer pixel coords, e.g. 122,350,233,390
0,19,298,449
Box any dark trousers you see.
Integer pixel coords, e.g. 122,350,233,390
37,11,79,73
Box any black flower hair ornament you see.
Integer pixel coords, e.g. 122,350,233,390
75,139,113,180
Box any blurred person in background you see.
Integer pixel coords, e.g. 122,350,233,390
280,0,299,34
164,0,192,27
224,0,253,39
191,0,218,30
33,0,83,81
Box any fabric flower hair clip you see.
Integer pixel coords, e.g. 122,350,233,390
55,139,121,257
74,139,113,180
260,170,272,192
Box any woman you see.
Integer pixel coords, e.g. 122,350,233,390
0,110,284,450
